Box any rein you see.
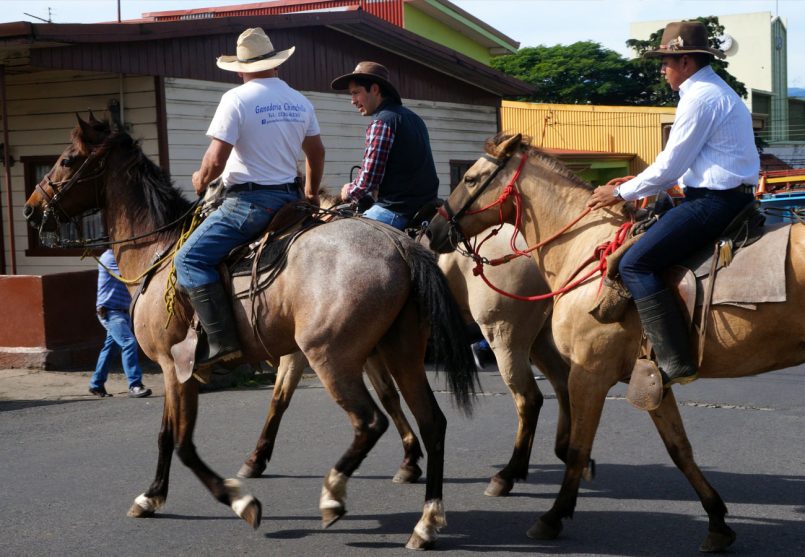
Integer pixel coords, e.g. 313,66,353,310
440,147,634,301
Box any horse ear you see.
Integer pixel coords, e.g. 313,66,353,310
87,110,100,124
496,134,523,158
76,112,94,140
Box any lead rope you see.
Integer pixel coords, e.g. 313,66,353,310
162,204,205,328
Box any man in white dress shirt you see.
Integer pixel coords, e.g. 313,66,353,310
588,21,759,387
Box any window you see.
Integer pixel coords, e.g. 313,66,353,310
22,155,105,257
449,160,476,191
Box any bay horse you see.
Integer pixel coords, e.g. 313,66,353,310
240,224,584,497
23,114,479,550
427,133,805,551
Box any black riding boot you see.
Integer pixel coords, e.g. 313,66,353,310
186,282,242,370
634,289,698,387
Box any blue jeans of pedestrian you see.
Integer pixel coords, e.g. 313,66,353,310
175,189,300,288
363,204,409,231
619,187,754,300
90,310,143,389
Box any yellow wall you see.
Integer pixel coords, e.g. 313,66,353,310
500,101,676,175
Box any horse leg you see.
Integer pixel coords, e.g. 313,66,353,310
127,362,178,518
129,365,262,528
239,352,307,478
527,366,610,540
648,389,735,552
484,323,542,497
529,327,595,481
376,305,447,550
312,366,390,528
364,353,424,484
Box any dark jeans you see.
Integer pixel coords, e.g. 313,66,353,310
619,187,754,300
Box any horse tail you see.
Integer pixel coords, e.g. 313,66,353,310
404,240,479,415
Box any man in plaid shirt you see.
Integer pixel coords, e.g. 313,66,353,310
332,61,439,230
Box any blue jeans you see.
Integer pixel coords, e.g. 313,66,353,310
363,204,409,231
90,310,143,389
619,188,754,300
175,189,300,288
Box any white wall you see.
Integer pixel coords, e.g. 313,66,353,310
3,71,157,275
163,78,498,200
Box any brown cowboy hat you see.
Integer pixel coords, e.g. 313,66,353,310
644,21,725,60
330,61,402,104
216,28,295,73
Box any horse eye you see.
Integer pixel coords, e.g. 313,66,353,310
60,157,74,167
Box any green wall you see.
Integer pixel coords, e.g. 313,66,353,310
404,4,491,64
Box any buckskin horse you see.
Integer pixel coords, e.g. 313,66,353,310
240,223,588,497
23,114,479,550
427,133,805,551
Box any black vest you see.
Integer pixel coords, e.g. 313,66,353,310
371,102,439,217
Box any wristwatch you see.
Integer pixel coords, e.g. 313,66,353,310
613,186,623,200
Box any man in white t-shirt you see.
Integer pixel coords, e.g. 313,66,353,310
174,27,325,373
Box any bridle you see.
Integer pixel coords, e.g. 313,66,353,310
34,148,109,246
435,146,634,302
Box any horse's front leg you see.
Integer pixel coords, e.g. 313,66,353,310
527,364,610,540
364,353,424,484
484,332,542,497
239,352,307,478
649,388,735,552
129,364,262,529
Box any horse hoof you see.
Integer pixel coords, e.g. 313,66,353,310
582,458,596,482
405,530,435,550
321,507,346,529
484,476,513,497
127,501,154,518
237,462,264,479
393,464,422,484
526,517,562,540
236,497,262,529
699,528,736,553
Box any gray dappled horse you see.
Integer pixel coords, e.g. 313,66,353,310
23,114,479,550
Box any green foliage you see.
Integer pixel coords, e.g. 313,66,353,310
492,16,747,107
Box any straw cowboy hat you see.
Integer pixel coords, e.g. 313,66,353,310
331,61,402,104
644,21,725,60
216,28,295,73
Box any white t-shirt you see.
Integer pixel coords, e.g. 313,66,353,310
206,78,321,187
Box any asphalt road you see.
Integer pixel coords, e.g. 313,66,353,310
1,365,803,556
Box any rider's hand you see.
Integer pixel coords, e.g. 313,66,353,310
306,192,320,206
340,183,353,202
192,171,206,196
587,184,622,210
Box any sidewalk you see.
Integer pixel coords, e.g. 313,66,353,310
0,368,165,402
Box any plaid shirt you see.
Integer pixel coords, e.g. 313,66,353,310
345,119,395,201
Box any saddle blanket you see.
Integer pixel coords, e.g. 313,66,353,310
685,224,791,306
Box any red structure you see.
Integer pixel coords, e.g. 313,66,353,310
143,0,405,27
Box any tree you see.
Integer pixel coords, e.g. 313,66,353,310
491,16,747,107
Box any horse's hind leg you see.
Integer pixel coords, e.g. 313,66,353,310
648,389,735,552
484,322,543,497
364,353,424,484
311,364,390,528
239,352,307,478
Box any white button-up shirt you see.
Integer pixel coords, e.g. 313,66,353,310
618,65,759,202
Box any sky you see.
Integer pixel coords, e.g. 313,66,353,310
2,0,803,88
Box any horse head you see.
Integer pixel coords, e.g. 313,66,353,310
23,113,114,240
428,133,524,253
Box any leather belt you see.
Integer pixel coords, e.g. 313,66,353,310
226,180,300,193
736,184,756,195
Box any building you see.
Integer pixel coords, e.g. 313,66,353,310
0,10,532,367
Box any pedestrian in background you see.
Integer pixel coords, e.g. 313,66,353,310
88,249,152,398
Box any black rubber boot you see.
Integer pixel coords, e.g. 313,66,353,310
634,289,698,387
186,282,243,370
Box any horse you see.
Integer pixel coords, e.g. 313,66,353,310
22,114,479,550
427,133,805,551
239,223,584,497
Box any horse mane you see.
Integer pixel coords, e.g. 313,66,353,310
485,134,594,191
74,120,193,235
